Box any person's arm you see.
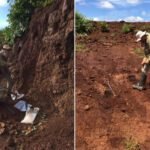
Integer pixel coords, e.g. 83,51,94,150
141,55,150,65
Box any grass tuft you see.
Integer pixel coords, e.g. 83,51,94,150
124,137,140,150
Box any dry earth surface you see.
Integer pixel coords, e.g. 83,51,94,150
77,22,150,150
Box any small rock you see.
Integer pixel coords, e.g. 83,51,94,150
103,42,113,46
134,68,139,73
76,89,82,95
53,90,57,94
89,94,92,97
84,105,91,111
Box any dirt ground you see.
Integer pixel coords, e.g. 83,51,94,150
76,22,150,150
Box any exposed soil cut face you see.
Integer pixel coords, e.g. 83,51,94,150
0,0,74,149
77,22,150,150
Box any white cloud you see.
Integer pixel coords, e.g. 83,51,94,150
124,16,144,22
106,0,140,5
108,0,126,5
97,1,114,9
75,0,86,5
76,0,82,2
0,0,7,7
93,17,100,21
126,0,140,4
95,0,141,7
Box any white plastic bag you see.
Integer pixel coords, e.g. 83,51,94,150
14,100,32,112
21,107,40,124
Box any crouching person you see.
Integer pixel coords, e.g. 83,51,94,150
133,31,150,90
0,45,13,95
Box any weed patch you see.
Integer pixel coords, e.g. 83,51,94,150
100,22,109,32
124,137,140,150
76,43,87,52
76,12,93,34
122,24,134,33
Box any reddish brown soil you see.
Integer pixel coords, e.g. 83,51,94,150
77,22,150,150
0,0,74,149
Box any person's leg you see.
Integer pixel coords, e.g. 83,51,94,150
133,64,149,90
0,66,13,94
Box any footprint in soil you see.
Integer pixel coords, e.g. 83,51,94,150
109,137,125,148
104,90,113,98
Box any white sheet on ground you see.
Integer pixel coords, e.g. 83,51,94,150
21,107,40,124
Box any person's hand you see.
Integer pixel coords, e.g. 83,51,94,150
141,58,145,65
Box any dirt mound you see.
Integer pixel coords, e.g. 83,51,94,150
0,0,74,149
77,22,150,149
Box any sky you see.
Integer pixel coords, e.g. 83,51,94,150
0,0,150,29
0,0,10,29
76,0,150,22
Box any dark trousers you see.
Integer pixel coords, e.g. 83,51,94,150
0,66,13,94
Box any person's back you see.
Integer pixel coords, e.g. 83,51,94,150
0,45,13,96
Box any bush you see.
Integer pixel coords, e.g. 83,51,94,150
100,22,109,32
76,12,93,34
0,30,5,47
122,23,134,33
0,28,14,46
4,0,54,45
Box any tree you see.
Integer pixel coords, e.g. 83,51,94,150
4,0,53,45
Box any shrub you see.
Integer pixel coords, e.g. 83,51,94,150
76,12,93,34
4,0,54,45
100,22,109,32
0,28,14,46
122,23,134,33
0,30,5,47
76,43,86,52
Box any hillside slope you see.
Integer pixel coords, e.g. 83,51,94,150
0,0,74,149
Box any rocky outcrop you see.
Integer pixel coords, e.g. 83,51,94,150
10,0,74,115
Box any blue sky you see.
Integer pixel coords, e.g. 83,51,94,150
76,0,150,22
0,0,9,29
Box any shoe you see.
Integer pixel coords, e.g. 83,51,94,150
133,83,145,91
